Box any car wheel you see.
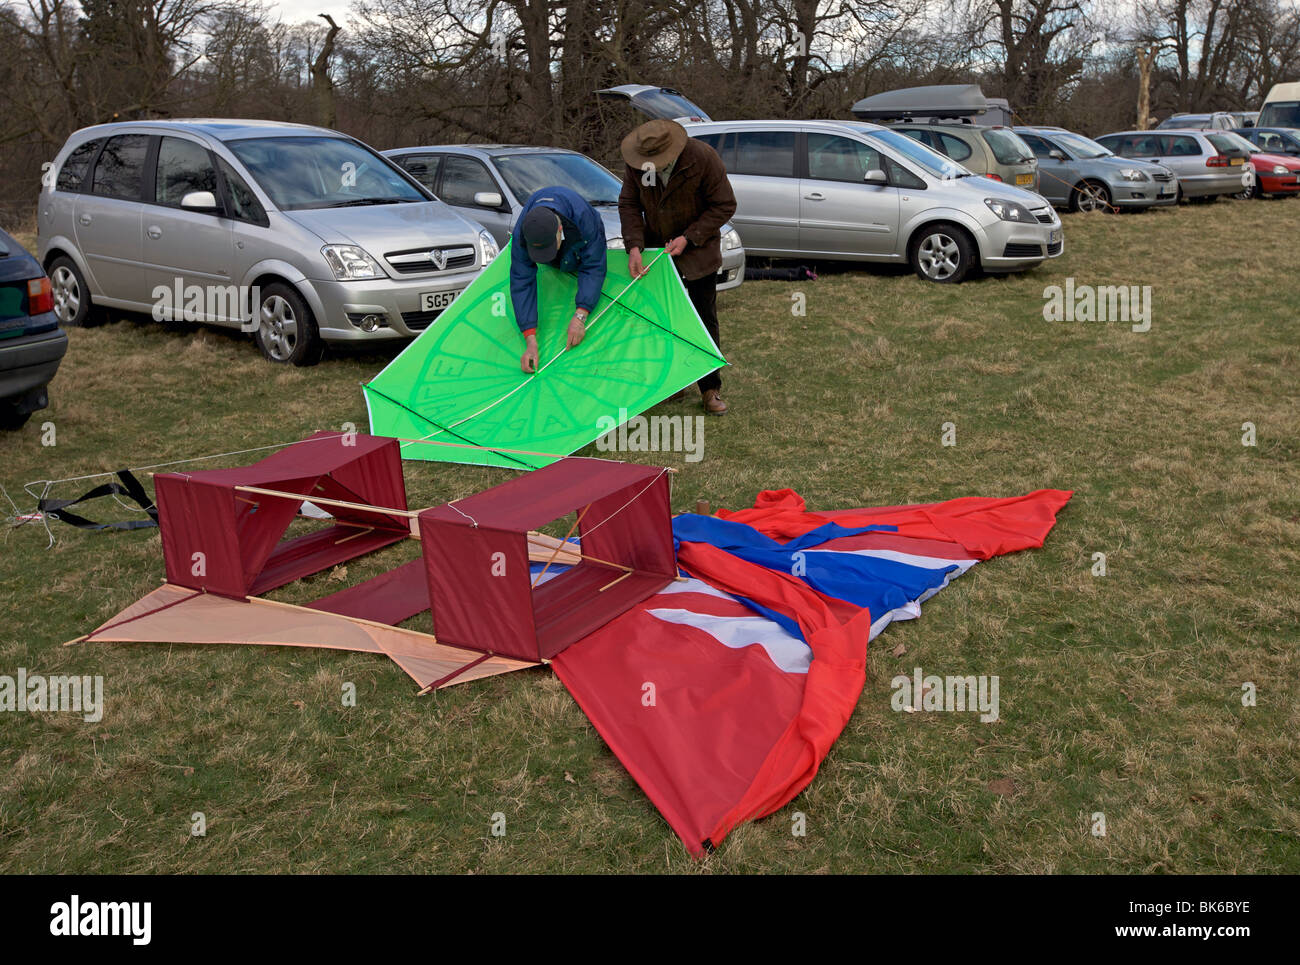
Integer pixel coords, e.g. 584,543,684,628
48,256,101,327
254,282,324,366
1234,181,1259,200
1072,181,1113,213
910,224,975,284
0,399,33,431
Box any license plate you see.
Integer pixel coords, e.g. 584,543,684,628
1230,157,1244,165
420,290,459,312
1049,229,1061,245
1016,174,1034,186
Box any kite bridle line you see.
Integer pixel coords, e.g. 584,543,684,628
393,248,671,455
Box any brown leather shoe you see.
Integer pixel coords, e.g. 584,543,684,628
702,389,728,415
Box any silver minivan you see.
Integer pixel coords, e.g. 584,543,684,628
686,119,1063,283
38,119,499,364
382,143,745,290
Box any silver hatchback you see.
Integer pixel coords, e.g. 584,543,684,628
38,119,499,364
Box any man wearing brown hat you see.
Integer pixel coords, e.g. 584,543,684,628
619,119,737,415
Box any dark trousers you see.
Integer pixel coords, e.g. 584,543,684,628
683,273,722,393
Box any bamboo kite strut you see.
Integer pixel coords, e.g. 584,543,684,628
226,484,683,579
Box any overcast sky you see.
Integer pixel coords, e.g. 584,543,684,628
272,0,354,26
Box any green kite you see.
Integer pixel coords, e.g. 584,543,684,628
363,244,727,470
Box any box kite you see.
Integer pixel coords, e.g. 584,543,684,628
363,246,726,470
74,433,677,693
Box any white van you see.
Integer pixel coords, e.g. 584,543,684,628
1258,83,1300,129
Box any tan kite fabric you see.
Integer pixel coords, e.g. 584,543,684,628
82,584,538,692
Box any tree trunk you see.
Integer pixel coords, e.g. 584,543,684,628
311,14,340,129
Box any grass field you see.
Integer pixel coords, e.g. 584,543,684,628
1,198,1297,874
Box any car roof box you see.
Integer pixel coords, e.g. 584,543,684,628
851,84,989,121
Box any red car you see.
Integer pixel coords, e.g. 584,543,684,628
1223,131,1300,198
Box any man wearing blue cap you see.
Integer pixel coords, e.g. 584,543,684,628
509,185,607,373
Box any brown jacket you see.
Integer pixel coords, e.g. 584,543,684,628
618,138,738,281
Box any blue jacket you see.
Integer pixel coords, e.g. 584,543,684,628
509,186,607,335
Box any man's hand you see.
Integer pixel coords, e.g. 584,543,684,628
665,236,688,257
566,313,587,349
520,333,539,374
627,247,645,278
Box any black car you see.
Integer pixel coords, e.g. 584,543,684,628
0,227,68,429
1233,127,1300,157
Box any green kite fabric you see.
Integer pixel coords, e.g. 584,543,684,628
363,244,727,470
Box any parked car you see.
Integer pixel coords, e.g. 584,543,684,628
1155,112,1237,131
850,85,1039,190
1093,129,1251,202
38,119,499,365
382,144,745,290
602,83,1061,283
596,85,713,123
1208,131,1300,199
1258,82,1300,129
1234,126,1300,157
0,227,67,429
691,119,1062,282
1013,127,1178,212
1231,111,1259,129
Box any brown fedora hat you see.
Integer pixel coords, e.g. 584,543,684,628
621,119,688,171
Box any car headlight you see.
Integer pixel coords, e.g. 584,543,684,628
1118,168,1149,181
321,245,386,280
983,198,1036,223
606,236,625,250
478,229,499,264
1273,164,1289,174
723,227,743,251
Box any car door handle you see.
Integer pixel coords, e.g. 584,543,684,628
78,214,92,225
803,192,825,201
147,225,163,239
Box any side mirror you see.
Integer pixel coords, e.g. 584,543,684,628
863,169,888,185
473,191,504,208
181,190,218,212
1048,150,1066,161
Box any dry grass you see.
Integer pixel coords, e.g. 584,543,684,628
1,197,1297,873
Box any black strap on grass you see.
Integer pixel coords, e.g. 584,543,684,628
39,470,159,531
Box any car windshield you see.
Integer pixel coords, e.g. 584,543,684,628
866,128,967,179
1259,102,1300,127
1052,131,1113,159
494,152,621,205
1161,115,1209,128
227,136,426,210
984,128,1035,165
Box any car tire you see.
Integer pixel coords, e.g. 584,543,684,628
1234,181,1259,200
1071,181,1113,214
0,399,33,431
910,224,975,284
253,282,324,366
48,256,102,328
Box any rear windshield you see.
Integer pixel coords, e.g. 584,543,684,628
983,128,1034,165
1259,102,1300,128
1208,132,1255,156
